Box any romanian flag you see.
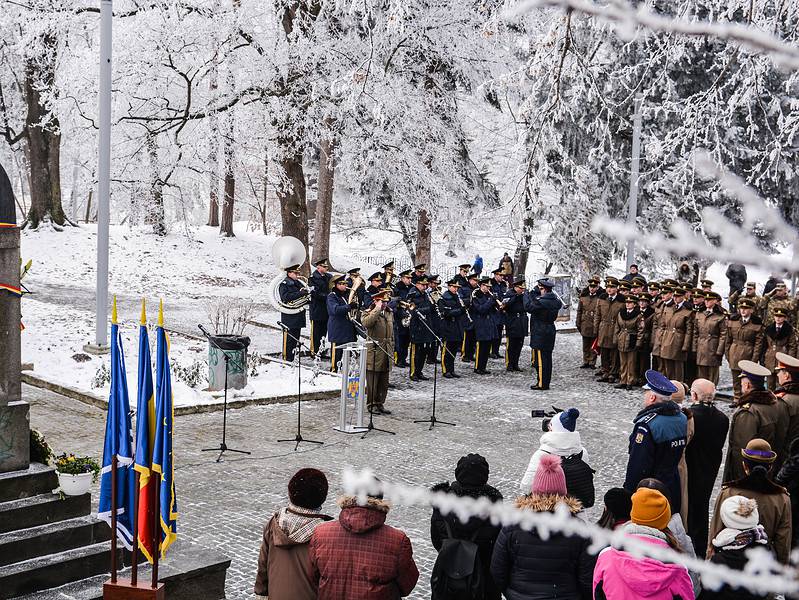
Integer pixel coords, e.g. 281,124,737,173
152,300,177,557
98,297,136,549
133,300,156,563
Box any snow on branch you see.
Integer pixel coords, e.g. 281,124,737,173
592,150,799,274
342,468,799,596
512,0,799,70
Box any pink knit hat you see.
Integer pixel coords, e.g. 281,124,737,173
532,454,568,495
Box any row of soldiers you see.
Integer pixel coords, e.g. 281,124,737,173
576,275,798,398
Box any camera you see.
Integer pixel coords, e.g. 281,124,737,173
531,409,547,418
532,406,564,432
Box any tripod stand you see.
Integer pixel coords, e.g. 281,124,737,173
278,324,324,451
199,325,251,462
411,312,456,430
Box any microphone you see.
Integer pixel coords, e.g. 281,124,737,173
198,324,211,338
276,321,289,331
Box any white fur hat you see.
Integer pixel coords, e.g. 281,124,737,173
720,495,759,530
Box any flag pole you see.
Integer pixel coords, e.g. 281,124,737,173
110,454,118,584
130,470,139,585
151,472,160,588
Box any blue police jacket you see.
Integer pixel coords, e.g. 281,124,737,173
438,290,465,342
472,292,498,342
308,270,331,321
278,277,307,329
326,291,355,344
503,290,528,339
624,401,688,513
525,289,562,351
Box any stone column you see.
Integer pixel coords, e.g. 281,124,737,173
0,163,29,473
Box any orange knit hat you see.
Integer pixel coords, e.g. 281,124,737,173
630,488,671,531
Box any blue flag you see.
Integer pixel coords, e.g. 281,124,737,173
152,301,177,556
98,304,136,550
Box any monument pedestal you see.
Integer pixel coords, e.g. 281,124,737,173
0,400,29,473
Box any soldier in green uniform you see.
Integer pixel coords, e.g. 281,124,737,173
636,294,655,385
763,307,798,391
760,281,797,326
576,276,602,368
729,281,759,314
594,277,626,383
725,297,765,400
693,291,727,386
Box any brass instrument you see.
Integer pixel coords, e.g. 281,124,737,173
267,236,311,314
397,300,415,328
347,274,364,324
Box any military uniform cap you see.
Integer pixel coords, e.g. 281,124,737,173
746,282,757,288
692,288,703,296
624,295,637,303
412,274,428,284
479,277,491,285
649,281,661,290
673,287,685,297
414,263,426,271
774,307,790,318
458,263,471,270
382,261,394,270
737,360,771,385
663,279,679,287
314,258,330,267
700,279,714,287
742,438,777,464
705,291,721,301
368,271,382,282
775,352,799,372
643,370,678,396
285,264,301,272
492,268,503,275
447,278,461,287
632,277,646,286
606,277,619,286
467,272,479,280
537,278,555,289
332,274,347,285
681,282,693,290
638,294,651,302
399,269,412,278
371,289,391,301
588,276,600,285
618,281,631,291
429,274,440,282
513,279,527,288
660,285,674,293
738,297,756,309
347,267,361,275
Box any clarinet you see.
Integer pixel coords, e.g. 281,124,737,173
427,289,444,320
457,292,474,324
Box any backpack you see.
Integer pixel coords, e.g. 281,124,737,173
560,451,596,508
430,518,485,600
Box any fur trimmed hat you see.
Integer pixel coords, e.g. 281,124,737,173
288,468,329,510
720,495,759,530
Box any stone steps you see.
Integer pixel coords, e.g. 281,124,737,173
0,463,58,503
0,542,112,599
0,515,110,567
0,492,90,535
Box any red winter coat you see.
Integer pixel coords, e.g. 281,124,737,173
309,496,419,600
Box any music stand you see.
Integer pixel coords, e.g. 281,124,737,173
278,324,324,451
412,312,456,430
199,325,251,462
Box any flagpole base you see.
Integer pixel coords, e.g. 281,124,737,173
103,578,165,600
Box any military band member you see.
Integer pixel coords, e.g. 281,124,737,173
380,261,395,289
438,278,466,378
472,278,497,375
393,270,413,368
407,275,434,381
576,276,602,369
525,278,563,390
658,287,694,382
594,277,625,383
413,263,427,279
362,271,384,310
489,268,508,358
503,280,528,372
427,274,443,365
693,291,726,386
278,264,310,361
615,296,641,390
345,268,366,306
729,281,759,314
362,289,394,414
454,263,471,288
725,297,765,400
309,258,332,356
636,294,655,384
763,307,798,390
326,275,357,372
760,281,796,327
460,273,479,362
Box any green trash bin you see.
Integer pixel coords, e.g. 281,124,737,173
208,334,250,391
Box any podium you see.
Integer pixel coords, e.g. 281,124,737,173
333,341,369,434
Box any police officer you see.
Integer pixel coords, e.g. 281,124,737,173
503,279,528,372
624,370,687,514
392,270,413,368
472,277,497,375
576,276,602,369
460,273,479,362
722,360,789,481
489,268,508,358
407,275,434,381
525,278,563,391
438,278,466,378
308,258,332,356
278,264,309,361
326,275,356,373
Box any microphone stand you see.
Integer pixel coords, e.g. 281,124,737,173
277,323,324,451
411,311,456,430
199,325,251,462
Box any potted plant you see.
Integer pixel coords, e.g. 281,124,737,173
54,453,100,496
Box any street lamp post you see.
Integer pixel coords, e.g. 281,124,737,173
625,94,643,271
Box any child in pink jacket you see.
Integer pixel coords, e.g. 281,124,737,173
593,488,695,599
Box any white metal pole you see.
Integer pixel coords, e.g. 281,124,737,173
625,94,642,271
94,0,112,350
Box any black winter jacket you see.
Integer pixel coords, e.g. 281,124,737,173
725,263,747,293
431,481,504,600
490,494,591,600
775,436,799,548
698,546,771,600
